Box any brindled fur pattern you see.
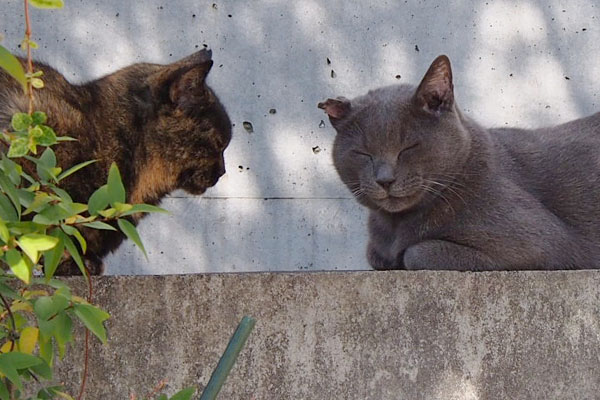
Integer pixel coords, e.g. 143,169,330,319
320,55,600,270
0,49,232,274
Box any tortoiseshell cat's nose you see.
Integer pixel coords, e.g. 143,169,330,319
216,156,226,177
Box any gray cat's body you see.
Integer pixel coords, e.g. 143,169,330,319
319,55,600,270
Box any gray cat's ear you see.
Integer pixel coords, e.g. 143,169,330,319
147,49,214,107
318,97,351,122
413,55,454,116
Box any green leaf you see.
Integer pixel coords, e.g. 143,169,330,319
56,136,77,142
17,188,34,208
117,219,147,260
1,156,23,185
0,380,8,400
57,230,85,276
43,230,65,279
53,312,73,359
38,147,57,168
31,77,44,89
23,192,53,215
33,203,72,225
157,395,168,400
113,202,133,214
98,208,116,218
50,186,72,203
18,233,59,264
38,313,73,361
119,203,169,217
87,185,109,215
0,174,20,218
7,221,45,235
0,45,26,93
57,160,96,182
0,282,19,300
7,137,29,158
11,113,32,131
30,0,65,8
30,125,44,138
0,219,9,243
37,125,57,146
31,111,47,125
169,387,196,400
107,163,126,205
62,202,87,216
81,221,117,231
38,334,53,365
73,304,110,344
0,193,17,222
0,352,42,390
5,249,31,283
27,39,39,49
34,295,68,321
37,386,72,400
61,224,86,254
30,359,53,380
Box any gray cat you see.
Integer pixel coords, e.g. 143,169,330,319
319,55,600,270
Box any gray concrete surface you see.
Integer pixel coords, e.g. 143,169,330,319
57,271,600,399
3,1,600,274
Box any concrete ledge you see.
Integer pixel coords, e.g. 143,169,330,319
57,271,600,399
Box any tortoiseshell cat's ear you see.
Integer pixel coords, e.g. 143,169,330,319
318,97,351,123
147,49,214,110
413,55,454,116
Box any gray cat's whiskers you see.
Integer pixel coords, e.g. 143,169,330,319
427,173,481,201
420,183,455,215
424,178,468,206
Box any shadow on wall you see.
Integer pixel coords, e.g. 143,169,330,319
2,0,600,273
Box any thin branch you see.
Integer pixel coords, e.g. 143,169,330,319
76,266,93,400
23,0,34,114
144,380,168,400
0,292,16,352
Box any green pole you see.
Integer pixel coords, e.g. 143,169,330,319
199,316,256,400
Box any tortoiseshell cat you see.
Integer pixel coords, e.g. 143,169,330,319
0,49,232,274
320,55,600,270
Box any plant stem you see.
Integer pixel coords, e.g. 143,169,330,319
23,0,34,114
199,316,256,400
0,292,16,352
77,270,93,400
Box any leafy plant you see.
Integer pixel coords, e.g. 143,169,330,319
0,1,165,398
0,2,256,399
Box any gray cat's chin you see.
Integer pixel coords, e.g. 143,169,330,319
373,192,424,213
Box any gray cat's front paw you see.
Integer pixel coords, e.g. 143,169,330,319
403,240,497,270
367,244,399,270
403,245,428,270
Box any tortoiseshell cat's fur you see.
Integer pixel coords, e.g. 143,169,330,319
0,49,232,274
320,55,600,270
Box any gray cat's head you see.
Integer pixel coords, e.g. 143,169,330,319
319,55,472,213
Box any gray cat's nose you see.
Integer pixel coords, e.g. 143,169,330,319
375,164,396,190
376,176,395,190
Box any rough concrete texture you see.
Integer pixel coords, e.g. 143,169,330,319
56,271,600,399
3,1,600,274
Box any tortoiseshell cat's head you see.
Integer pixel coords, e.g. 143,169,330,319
0,49,233,274
319,56,471,213
136,49,232,197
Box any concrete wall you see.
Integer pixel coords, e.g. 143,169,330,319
56,271,600,399
2,1,600,274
